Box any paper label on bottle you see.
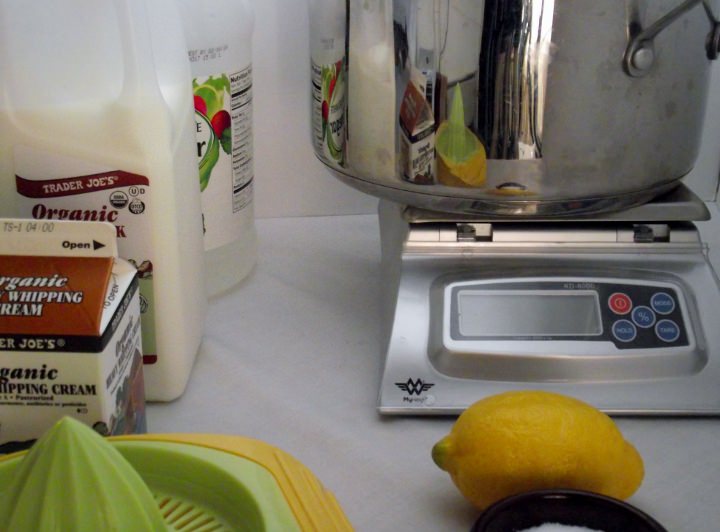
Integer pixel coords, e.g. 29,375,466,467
311,57,346,168
12,145,158,364
193,65,254,251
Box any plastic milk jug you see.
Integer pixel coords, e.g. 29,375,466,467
177,0,257,296
0,0,207,401
347,0,396,179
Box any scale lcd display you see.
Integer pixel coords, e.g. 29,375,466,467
456,290,602,337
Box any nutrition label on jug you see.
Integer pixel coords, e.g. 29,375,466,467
230,65,253,213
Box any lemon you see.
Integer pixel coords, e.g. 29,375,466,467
431,391,644,509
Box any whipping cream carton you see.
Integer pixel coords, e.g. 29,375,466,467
399,68,436,185
0,218,145,452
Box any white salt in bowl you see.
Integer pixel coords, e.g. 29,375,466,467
470,489,667,532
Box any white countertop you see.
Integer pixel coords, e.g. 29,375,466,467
146,212,720,532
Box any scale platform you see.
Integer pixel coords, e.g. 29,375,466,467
378,185,720,415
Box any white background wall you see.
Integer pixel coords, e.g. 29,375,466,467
251,0,720,219
684,63,720,200
252,0,377,219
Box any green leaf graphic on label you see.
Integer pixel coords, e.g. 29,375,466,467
197,112,220,191
219,127,232,155
200,139,219,192
327,130,343,160
320,64,337,140
210,110,232,155
193,75,231,120
319,59,345,165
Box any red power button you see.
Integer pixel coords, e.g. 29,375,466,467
609,293,633,315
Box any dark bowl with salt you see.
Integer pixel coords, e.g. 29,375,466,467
471,489,667,532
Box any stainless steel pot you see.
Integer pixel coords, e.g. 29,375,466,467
309,0,720,216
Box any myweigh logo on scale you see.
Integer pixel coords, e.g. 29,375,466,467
396,378,435,405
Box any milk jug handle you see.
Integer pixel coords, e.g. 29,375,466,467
113,0,162,102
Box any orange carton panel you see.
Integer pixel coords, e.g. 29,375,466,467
0,256,113,337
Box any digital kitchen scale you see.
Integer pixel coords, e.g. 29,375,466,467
378,185,720,415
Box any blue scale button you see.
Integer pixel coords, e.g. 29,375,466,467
631,306,656,329
656,319,681,343
650,292,675,315
612,320,637,343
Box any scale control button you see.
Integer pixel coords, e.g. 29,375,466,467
612,320,637,343
651,292,676,315
609,293,633,315
656,319,681,343
631,306,656,328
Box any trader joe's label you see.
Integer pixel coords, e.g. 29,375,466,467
13,146,157,362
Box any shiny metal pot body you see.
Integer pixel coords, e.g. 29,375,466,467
309,0,720,216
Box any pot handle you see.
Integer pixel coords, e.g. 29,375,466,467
624,0,720,77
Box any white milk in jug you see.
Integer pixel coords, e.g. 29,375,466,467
177,0,257,296
347,0,396,179
0,0,207,401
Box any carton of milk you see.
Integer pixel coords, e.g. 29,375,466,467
0,219,145,451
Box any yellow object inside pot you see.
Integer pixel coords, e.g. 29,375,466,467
436,85,487,187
